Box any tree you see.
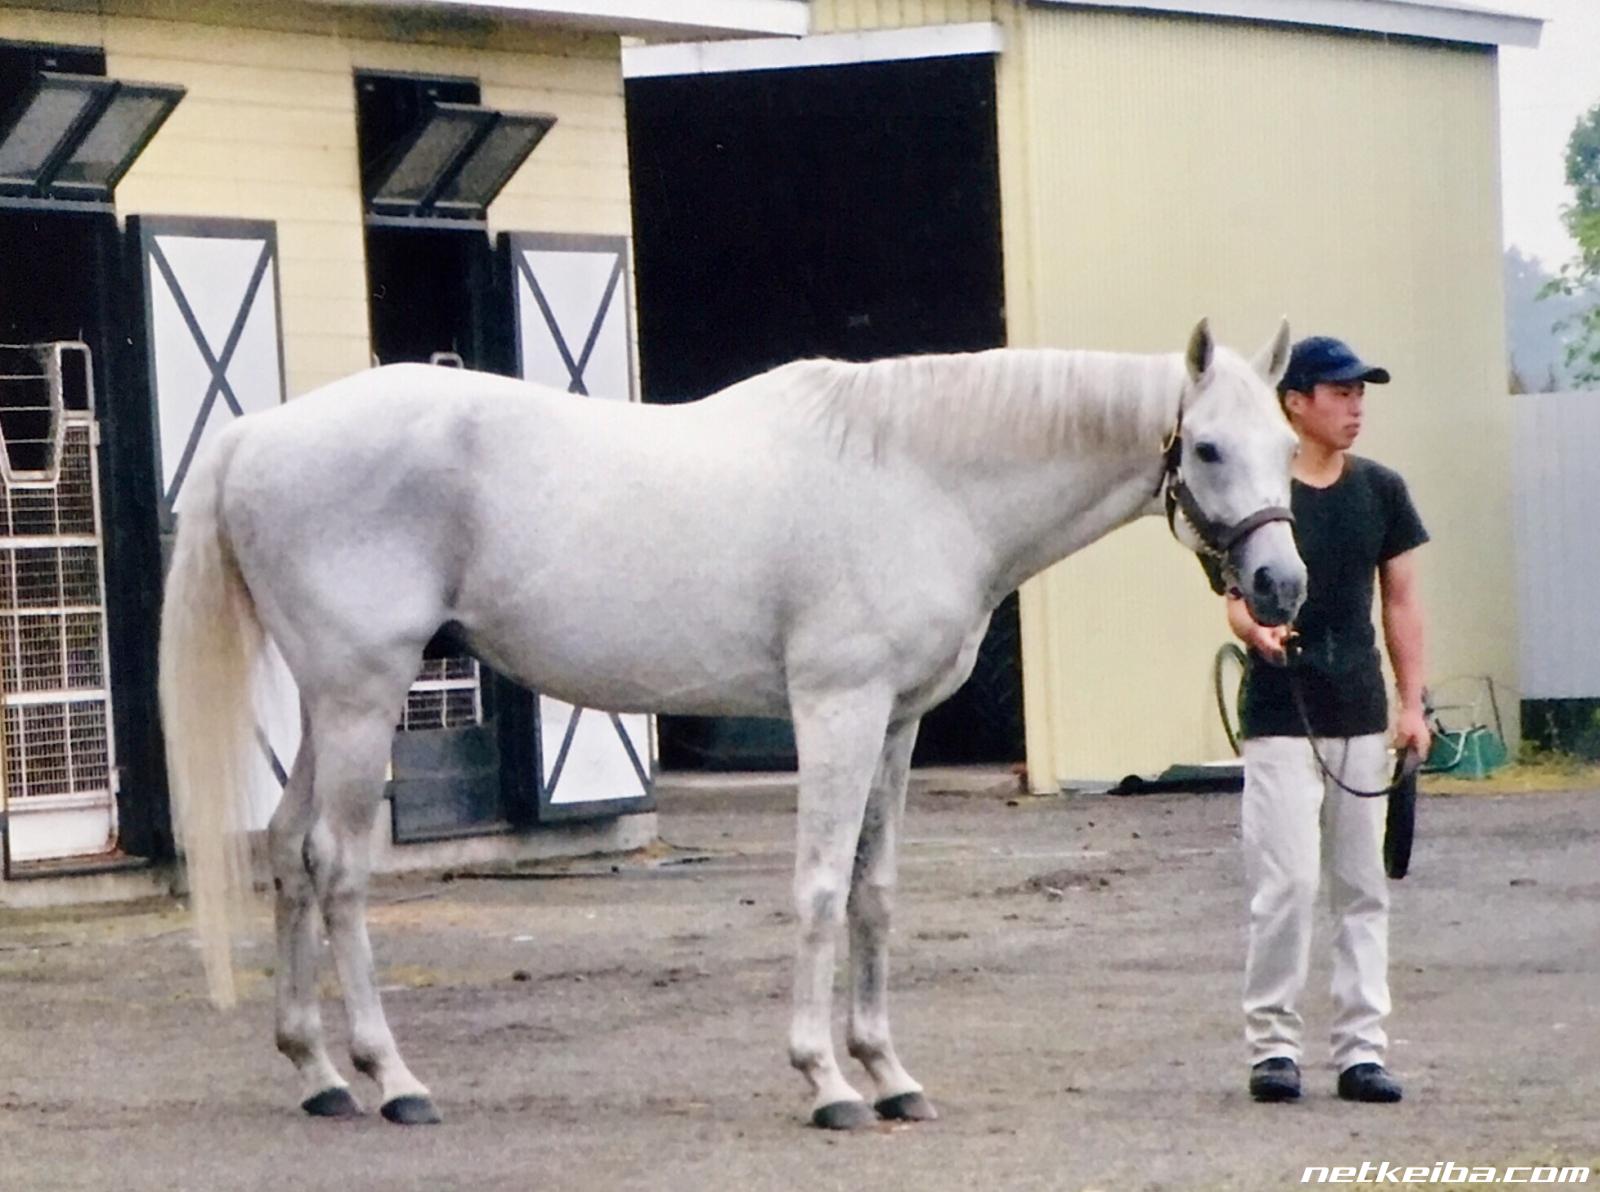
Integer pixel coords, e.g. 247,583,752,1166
1542,99,1600,386
1507,246,1586,390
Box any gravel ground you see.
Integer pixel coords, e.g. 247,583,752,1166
2,778,1597,1192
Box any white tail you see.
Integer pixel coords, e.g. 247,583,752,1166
158,427,263,1009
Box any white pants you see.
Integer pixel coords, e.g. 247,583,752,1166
1241,734,1391,1071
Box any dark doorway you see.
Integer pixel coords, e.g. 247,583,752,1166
626,53,1022,769
0,206,171,858
366,225,494,368
365,228,533,840
358,72,505,372
364,222,523,842
0,38,188,863
0,209,113,344
357,71,531,839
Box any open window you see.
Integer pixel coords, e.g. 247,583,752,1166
357,72,553,224
0,65,182,208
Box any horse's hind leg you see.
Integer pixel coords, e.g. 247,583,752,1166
787,684,894,1130
269,710,361,1117
846,717,936,1122
305,697,441,1125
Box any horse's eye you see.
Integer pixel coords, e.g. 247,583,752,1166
1195,441,1221,464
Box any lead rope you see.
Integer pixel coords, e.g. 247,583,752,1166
1284,645,1420,798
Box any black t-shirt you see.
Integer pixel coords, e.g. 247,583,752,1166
1240,454,1429,739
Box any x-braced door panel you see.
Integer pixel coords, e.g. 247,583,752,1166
506,232,653,821
134,216,293,833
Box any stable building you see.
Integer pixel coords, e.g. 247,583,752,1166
0,0,806,902
624,0,1542,789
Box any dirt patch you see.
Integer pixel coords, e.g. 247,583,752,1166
1001,862,1144,898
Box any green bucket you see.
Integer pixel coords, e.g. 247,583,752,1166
1426,726,1508,779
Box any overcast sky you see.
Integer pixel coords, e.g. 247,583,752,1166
1498,0,1600,270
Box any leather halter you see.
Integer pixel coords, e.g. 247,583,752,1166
1158,412,1295,561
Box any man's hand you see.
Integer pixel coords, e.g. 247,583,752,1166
1247,623,1293,666
1226,594,1294,665
1394,704,1431,760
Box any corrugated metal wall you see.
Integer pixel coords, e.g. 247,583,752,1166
0,0,631,398
998,8,1512,784
1514,391,1600,700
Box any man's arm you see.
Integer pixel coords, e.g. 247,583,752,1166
1379,547,1430,757
1226,593,1290,665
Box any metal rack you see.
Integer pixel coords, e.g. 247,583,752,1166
0,341,118,869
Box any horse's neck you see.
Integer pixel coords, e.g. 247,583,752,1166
966,446,1165,602
923,350,1179,601
765,347,1180,602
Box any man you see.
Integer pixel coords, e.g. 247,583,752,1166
1228,335,1430,1105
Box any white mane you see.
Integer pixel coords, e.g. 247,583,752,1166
724,348,1192,463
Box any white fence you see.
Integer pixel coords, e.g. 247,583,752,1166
1514,389,1600,699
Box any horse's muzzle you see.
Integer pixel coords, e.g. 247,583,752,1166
1244,563,1303,627
1228,521,1305,627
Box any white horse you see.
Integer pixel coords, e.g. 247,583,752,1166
159,319,1303,1129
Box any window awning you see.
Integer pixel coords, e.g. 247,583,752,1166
364,102,555,221
0,72,184,205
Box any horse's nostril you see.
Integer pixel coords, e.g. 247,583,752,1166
1252,566,1275,596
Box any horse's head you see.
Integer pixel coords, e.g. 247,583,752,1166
1164,319,1306,627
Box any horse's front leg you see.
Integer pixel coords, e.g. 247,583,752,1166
308,705,440,1125
269,715,361,1117
787,684,895,1130
847,717,936,1122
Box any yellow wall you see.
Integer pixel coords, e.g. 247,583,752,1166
809,0,999,31
997,9,1511,786
0,0,631,397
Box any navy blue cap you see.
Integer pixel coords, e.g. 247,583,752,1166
1279,336,1391,395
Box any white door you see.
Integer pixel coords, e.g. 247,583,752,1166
136,216,295,832
507,232,654,819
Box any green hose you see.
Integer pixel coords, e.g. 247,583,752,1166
1213,642,1247,757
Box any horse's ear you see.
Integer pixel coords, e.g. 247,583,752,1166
1253,317,1292,389
1185,318,1214,385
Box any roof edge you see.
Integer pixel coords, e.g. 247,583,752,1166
624,22,1003,78
1032,0,1544,48
308,0,810,38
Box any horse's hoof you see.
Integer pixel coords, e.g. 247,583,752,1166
301,1087,363,1118
810,1099,877,1131
875,1091,938,1122
380,1094,443,1125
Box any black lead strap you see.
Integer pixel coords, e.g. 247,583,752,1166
1283,645,1421,879
1284,642,1422,800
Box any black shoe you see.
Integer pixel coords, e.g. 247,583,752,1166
1249,1057,1302,1102
1338,1062,1403,1103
